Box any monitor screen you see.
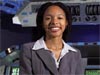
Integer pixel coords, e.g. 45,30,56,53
85,69,100,75
10,66,19,75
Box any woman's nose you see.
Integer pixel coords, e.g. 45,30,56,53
51,18,58,24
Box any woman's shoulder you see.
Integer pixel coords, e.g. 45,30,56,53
20,42,36,56
22,42,35,46
71,46,81,54
21,42,35,50
70,46,82,58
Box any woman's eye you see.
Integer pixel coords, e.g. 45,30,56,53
58,17,63,19
45,17,51,20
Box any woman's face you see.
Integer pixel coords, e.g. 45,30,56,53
43,5,68,38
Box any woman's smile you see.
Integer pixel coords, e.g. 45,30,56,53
48,26,61,32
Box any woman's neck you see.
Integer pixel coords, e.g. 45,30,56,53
45,37,63,51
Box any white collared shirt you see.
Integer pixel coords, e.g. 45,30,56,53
32,37,77,68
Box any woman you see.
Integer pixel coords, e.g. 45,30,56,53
20,2,84,75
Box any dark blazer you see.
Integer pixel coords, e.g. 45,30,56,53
20,42,85,75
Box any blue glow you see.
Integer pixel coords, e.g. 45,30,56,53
0,0,28,14
0,51,6,58
97,42,100,45
77,42,85,45
88,43,94,45
67,43,73,45
67,42,100,46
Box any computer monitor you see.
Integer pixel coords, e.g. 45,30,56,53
10,66,19,75
85,65,100,75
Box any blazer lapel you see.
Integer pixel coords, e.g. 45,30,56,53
36,49,58,75
58,52,71,74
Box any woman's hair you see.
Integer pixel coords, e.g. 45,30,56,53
36,2,72,41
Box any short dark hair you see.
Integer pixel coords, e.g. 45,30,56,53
36,2,72,41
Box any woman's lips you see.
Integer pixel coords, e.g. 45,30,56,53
49,27,60,32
